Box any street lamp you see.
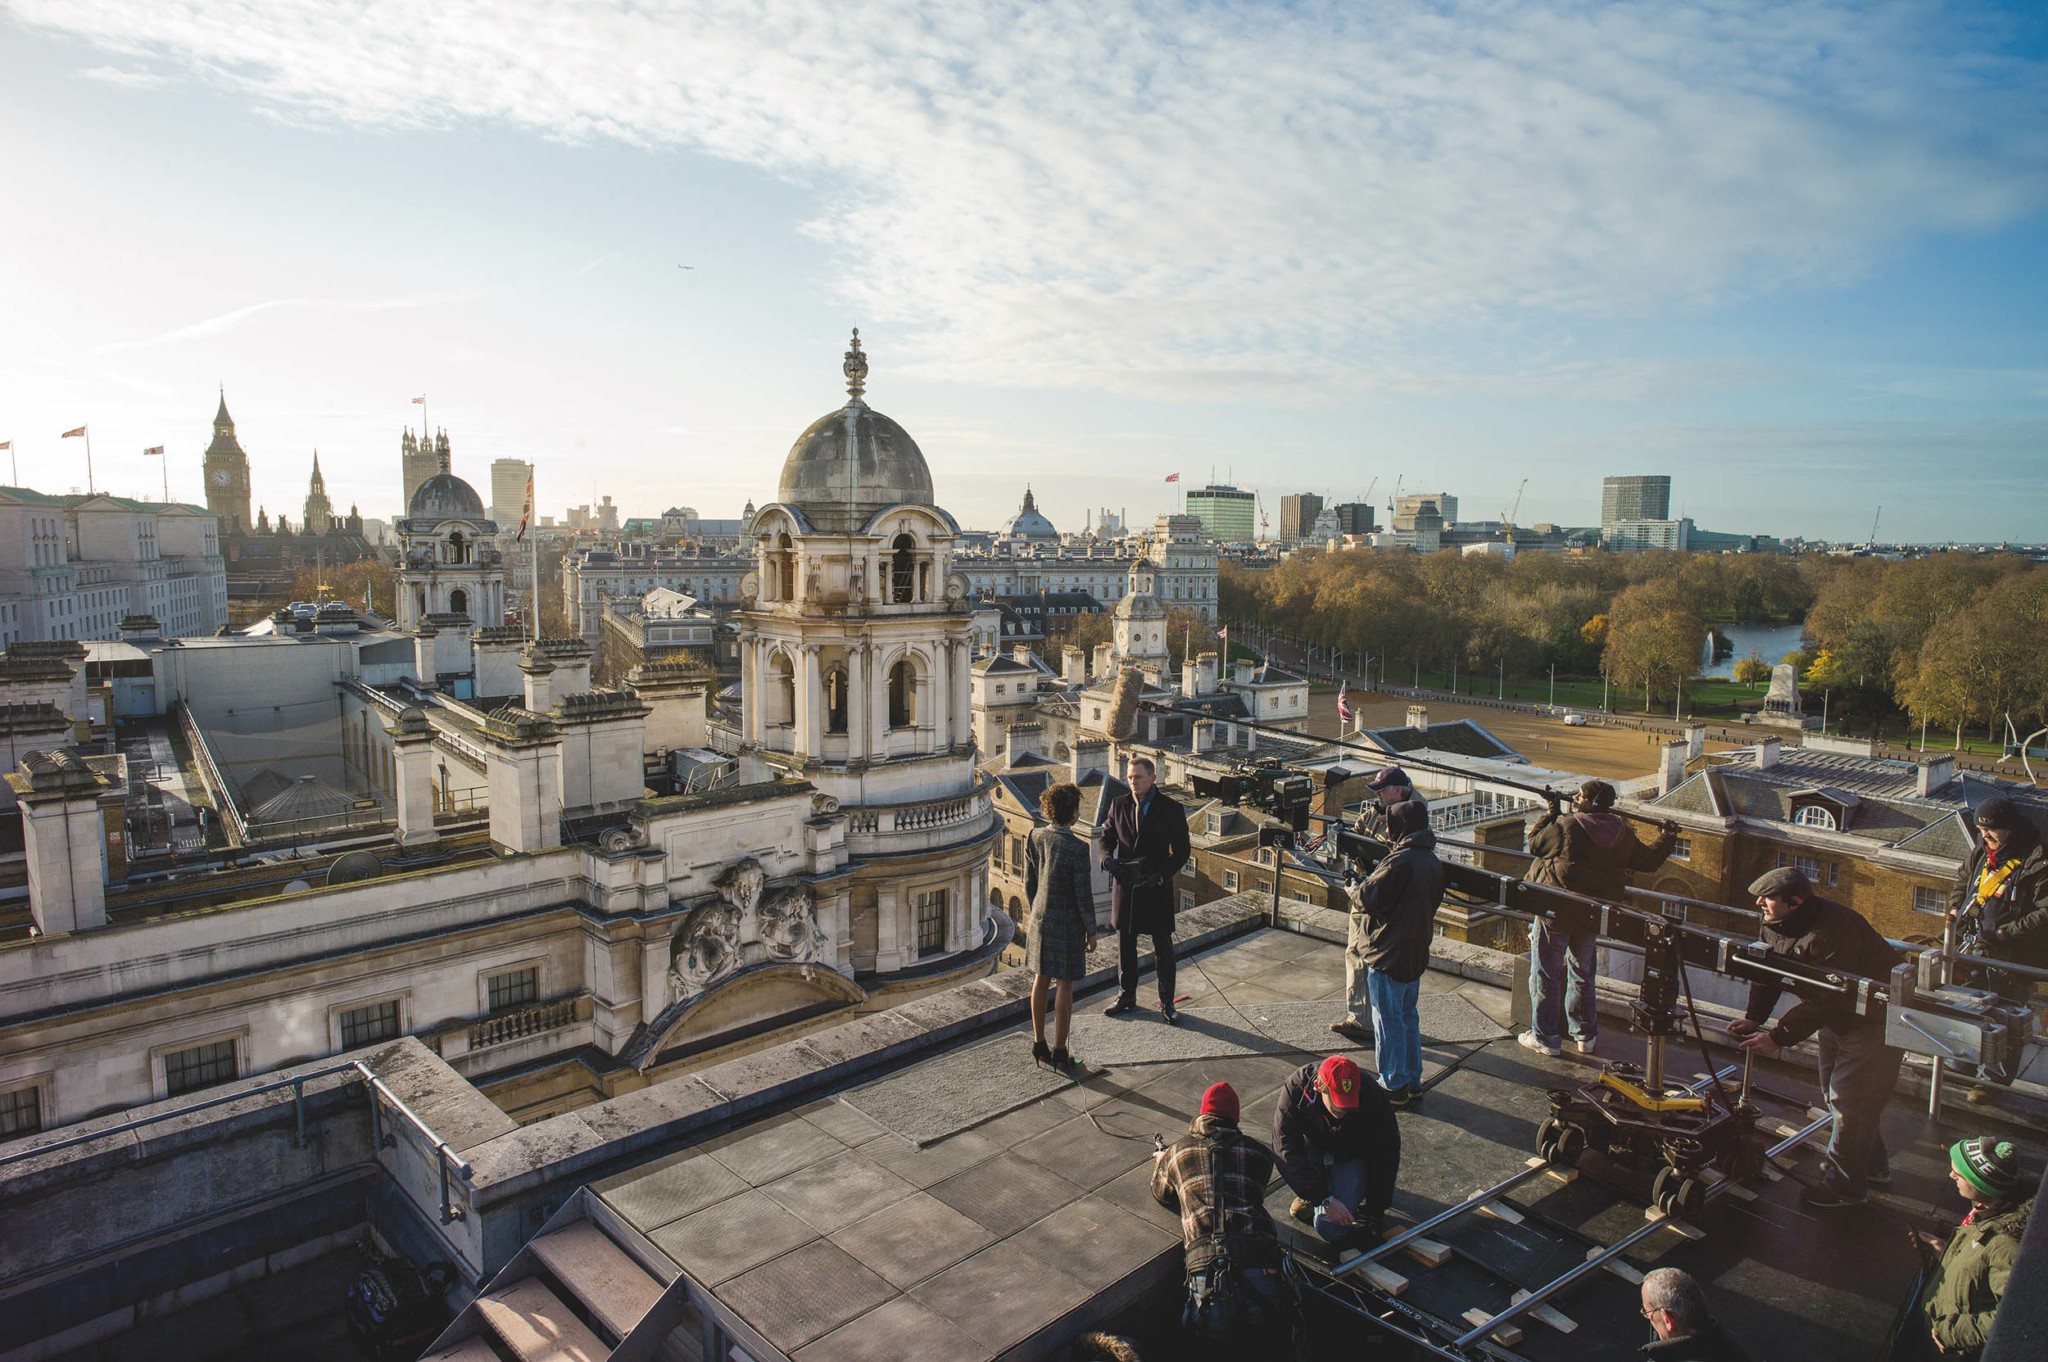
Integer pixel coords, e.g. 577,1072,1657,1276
1497,657,1504,700
1548,662,1556,710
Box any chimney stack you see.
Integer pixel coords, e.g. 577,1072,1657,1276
1916,754,1955,797
1406,704,1429,731
1062,645,1085,688
389,707,440,847
1756,736,1780,770
1658,740,1688,796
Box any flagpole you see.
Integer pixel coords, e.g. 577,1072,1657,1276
85,429,95,494
161,450,169,502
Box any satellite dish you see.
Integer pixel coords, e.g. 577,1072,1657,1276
327,850,386,886
283,879,315,895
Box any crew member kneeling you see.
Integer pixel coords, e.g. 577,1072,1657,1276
1152,1082,1288,1350
1274,1055,1400,1250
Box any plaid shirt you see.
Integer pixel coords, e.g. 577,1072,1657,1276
1151,1114,1282,1271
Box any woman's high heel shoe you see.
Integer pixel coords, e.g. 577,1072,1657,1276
1031,1039,1052,1069
1050,1046,1077,1077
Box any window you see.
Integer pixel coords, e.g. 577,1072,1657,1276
1794,855,1822,881
1913,886,1946,917
1222,869,1239,892
1178,890,1195,912
1794,805,1838,831
164,1039,239,1097
915,888,948,956
1670,836,1692,862
339,999,402,1049
486,966,539,1012
889,661,916,728
1827,861,1839,888
0,1084,42,1138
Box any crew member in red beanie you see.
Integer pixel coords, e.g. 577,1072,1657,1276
1153,1080,1288,1347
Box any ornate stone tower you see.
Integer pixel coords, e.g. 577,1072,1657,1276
201,390,253,532
401,428,446,512
738,331,996,972
396,438,503,630
1112,558,1170,669
301,451,333,535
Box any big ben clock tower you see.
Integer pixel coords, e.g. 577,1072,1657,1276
202,389,253,531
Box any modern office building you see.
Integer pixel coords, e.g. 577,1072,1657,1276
1393,492,1457,532
1606,517,1693,552
1278,492,1322,543
1601,475,1671,531
489,457,533,530
1184,483,1256,542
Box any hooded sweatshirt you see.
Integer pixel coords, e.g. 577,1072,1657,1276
1529,807,1677,906
1344,800,1444,983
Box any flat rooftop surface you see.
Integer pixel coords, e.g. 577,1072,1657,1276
594,929,1968,1360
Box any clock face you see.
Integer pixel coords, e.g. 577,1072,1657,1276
211,467,232,487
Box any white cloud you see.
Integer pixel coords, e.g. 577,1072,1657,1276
76,63,171,88
18,0,2048,397
96,289,482,353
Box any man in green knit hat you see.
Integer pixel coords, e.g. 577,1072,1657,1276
1913,1135,2035,1358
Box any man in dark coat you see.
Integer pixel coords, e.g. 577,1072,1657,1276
1336,800,1442,1105
1520,780,1677,1059
1272,1055,1400,1251
1097,755,1192,1021
1729,865,1904,1209
1948,797,2048,1002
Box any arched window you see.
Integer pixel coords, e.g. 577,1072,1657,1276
824,664,849,733
768,652,797,727
891,534,916,604
774,533,795,602
888,659,916,728
1794,805,1838,831
448,531,467,564
449,588,469,616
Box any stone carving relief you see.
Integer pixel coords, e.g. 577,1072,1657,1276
666,856,829,1003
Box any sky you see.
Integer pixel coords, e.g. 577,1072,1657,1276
3,0,2045,545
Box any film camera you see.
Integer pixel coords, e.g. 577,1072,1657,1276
1191,759,1319,834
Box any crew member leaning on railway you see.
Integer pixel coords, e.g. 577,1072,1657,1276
1947,798,2048,1003
1728,866,1904,1210
1272,1054,1400,1250
1913,1136,2035,1360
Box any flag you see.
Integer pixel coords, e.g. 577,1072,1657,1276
1217,626,1228,644
1164,472,1179,483
0,441,11,451
62,426,86,438
1337,680,1353,724
143,446,164,457
516,470,534,541
411,395,426,405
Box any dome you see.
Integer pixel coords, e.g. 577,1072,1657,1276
407,471,487,520
1114,589,1165,621
776,331,933,532
1000,487,1059,542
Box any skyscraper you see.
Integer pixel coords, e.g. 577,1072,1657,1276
1183,483,1256,541
1278,492,1323,543
1393,492,1457,531
1601,476,1671,531
491,458,534,530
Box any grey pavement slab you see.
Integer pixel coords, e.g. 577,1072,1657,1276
1007,1193,1177,1287
795,1095,890,1147
594,1148,748,1232
760,1149,918,1234
1010,1112,1158,1191
718,1239,897,1353
926,1156,1084,1237
861,1128,1005,1189
1094,1160,1187,1239
906,1239,1094,1356
838,1035,1073,1145
703,1111,846,1185
794,1295,992,1362
827,1190,998,1289
647,1188,819,1285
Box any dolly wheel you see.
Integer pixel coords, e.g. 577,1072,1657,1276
1652,1165,1677,1212
1674,1177,1706,1220
1554,1126,1586,1168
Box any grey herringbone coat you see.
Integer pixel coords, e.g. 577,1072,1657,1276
1025,824,1095,979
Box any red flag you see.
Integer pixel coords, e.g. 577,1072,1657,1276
1164,472,1179,483
1337,680,1353,724
62,426,87,438
1217,626,1229,644
143,446,164,456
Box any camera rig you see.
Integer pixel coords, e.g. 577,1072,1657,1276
1331,824,2037,1214
1189,757,1321,832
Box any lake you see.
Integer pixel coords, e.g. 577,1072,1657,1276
1702,622,1808,678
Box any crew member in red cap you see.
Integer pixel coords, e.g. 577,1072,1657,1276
1152,1081,1288,1347
1272,1055,1401,1249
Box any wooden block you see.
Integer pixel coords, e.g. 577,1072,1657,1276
1773,1121,1804,1138
1510,1290,1580,1333
1337,1253,1409,1296
1461,1308,1524,1346
1645,1206,1708,1239
1523,1155,1580,1182
1379,1220,1451,1266
1761,1164,1786,1182
1807,1105,1829,1121
1720,1182,1758,1201
1477,1200,1524,1225
1589,1247,1644,1284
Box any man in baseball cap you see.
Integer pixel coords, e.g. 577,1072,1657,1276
1913,1135,2036,1359
1728,863,1903,1209
1271,1054,1401,1251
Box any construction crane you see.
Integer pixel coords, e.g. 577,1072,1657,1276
1501,477,1528,546
1869,505,1882,548
1257,491,1269,542
1388,475,1403,522
1361,475,1378,505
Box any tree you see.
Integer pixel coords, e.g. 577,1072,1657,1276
1580,614,1609,649
290,558,397,616
1602,579,1702,709
1803,649,1847,691
1732,654,1770,688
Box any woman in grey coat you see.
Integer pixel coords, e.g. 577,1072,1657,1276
1027,781,1098,1075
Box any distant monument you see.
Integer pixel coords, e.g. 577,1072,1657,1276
1759,663,1817,729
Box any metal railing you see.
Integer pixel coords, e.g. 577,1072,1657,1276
0,1058,473,1224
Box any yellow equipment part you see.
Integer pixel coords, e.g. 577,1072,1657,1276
1597,1071,1707,1114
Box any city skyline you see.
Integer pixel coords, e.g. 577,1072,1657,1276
3,2,2046,542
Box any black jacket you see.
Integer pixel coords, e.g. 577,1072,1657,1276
1528,807,1676,905
1640,1319,1753,1361
1344,823,1444,984
1095,787,1191,935
1270,1062,1400,1213
1743,894,1902,1046
1948,830,2048,970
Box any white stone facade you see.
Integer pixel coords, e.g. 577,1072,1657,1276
0,490,227,645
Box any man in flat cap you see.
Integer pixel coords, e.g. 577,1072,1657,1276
1948,797,2048,1002
1727,865,1903,1209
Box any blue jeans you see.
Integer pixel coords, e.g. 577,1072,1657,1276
1529,922,1598,1048
1816,1025,1902,1195
1313,1156,1371,1246
1367,970,1421,1092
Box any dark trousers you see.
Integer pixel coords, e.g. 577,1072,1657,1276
1817,1024,1903,1195
1118,916,1176,1006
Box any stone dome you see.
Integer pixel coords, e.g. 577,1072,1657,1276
1114,589,1166,621
407,471,487,521
1001,487,1058,542
776,331,934,533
